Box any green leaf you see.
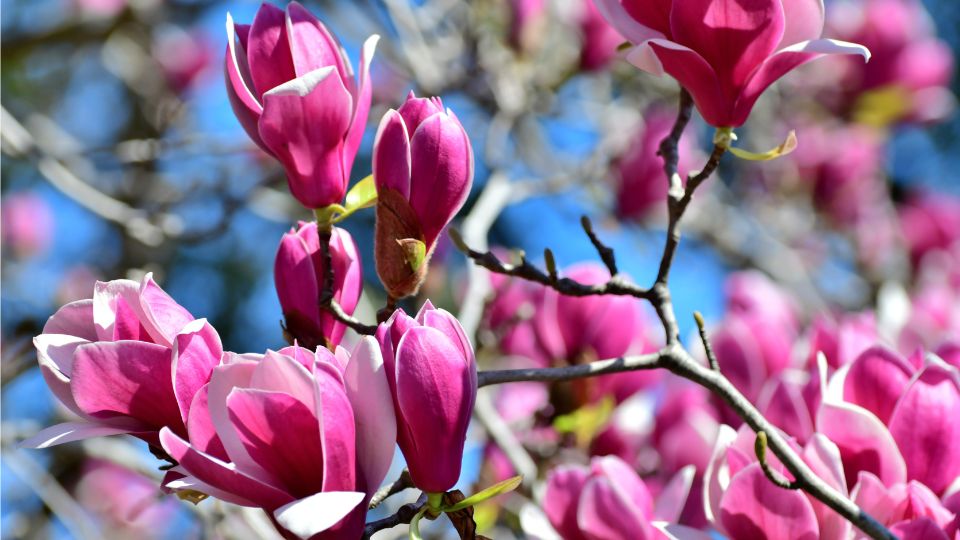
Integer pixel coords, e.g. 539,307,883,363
314,204,346,228
397,238,427,272
344,175,377,211
728,130,798,161
408,506,427,540
443,475,523,512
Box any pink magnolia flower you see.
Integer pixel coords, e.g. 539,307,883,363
275,223,362,350
790,122,884,225
536,263,661,403
225,2,378,209
816,347,960,495
153,26,214,94
376,301,477,493
899,192,960,267
850,471,958,540
161,339,395,539
74,459,182,540
22,274,222,449
709,311,795,404
576,0,624,72
1,191,54,259
827,0,955,124
372,92,474,299
594,0,870,127
724,271,799,335
805,311,878,370
614,108,698,221
542,455,699,540
704,425,852,540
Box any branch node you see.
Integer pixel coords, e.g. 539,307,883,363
755,431,801,490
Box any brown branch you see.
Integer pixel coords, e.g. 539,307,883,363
368,470,414,510
693,312,720,372
581,215,618,276
362,495,427,540
316,227,378,336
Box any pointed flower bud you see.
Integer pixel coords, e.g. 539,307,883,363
376,301,477,492
225,2,378,208
372,92,474,299
274,222,362,350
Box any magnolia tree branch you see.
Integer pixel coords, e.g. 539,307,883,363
368,470,414,510
362,494,427,540
460,90,897,540
316,227,379,336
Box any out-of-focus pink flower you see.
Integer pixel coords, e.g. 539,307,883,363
376,301,476,493
899,192,960,267
817,348,960,494
372,92,474,299
710,312,795,403
806,312,878,369
790,123,884,225
275,223,362,350
756,369,821,445
576,0,623,71
594,0,869,127
22,274,222,449
153,26,214,94
225,2,378,209
652,379,720,475
543,455,696,540
538,263,661,402
1,192,54,259
614,108,698,221
74,459,181,540
851,471,957,540
827,0,955,124
507,0,547,52
704,425,852,540
724,270,800,335
161,339,395,539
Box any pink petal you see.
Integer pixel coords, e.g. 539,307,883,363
224,14,267,153
343,35,379,176
273,491,365,540
396,92,445,135
258,67,353,209
372,109,412,199
250,350,319,410
408,110,474,248
274,225,322,337
394,325,474,492
35,334,89,415
226,388,326,498
186,385,227,459
43,299,96,341
654,465,695,523
718,464,819,540
631,41,728,127
850,471,901,526
843,346,914,424
779,0,825,47
172,319,222,426
732,39,870,126
670,0,785,91
19,421,139,449
577,474,655,540
342,337,396,498
703,424,739,525
888,364,960,494
206,360,275,483
593,455,654,519
70,341,183,434
312,365,358,493
758,373,814,442
593,0,668,43
285,2,348,81
138,273,196,347
816,400,907,487
543,464,590,540
246,2,295,96
802,434,851,540
890,518,951,540
92,279,146,342
326,227,363,347
159,427,293,510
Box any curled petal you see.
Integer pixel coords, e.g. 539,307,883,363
273,491,365,540
816,400,907,487
372,109,412,199
719,464,819,540
592,0,668,43
543,465,590,540
43,299,96,341
224,14,266,152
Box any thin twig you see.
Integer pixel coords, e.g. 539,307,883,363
368,470,414,510
316,227,378,336
478,351,664,387
754,431,800,490
580,215,618,276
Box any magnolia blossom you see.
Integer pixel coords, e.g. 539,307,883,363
542,455,700,540
850,472,958,540
153,26,213,94
376,301,476,493
161,340,395,539
1,191,54,258
898,192,960,267
817,347,960,494
704,425,852,540
372,92,473,299
225,2,377,208
594,0,870,127
74,459,182,540
22,275,222,449
275,223,362,350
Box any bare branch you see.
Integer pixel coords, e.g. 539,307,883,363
369,470,414,510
